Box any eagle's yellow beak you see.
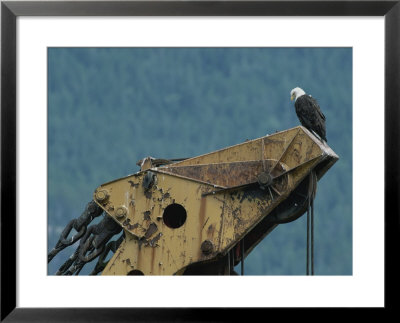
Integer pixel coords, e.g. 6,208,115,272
290,94,294,101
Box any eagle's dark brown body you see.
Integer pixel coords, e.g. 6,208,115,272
295,94,327,142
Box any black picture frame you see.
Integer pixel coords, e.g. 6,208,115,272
1,1,398,321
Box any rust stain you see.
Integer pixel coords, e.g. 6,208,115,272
305,141,317,161
199,197,207,238
217,199,225,251
130,204,136,217
109,246,125,271
137,243,141,268
150,247,156,273
202,217,209,231
207,224,215,239
291,142,303,165
162,161,267,188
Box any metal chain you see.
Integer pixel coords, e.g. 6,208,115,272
55,215,122,275
48,200,103,263
55,248,79,275
49,200,124,275
78,215,122,263
90,233,124,275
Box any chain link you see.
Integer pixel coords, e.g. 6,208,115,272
48,200,103,263
49,200,124,275
78,215,122,263
90,234,124,275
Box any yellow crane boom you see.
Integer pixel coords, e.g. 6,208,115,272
90,126,338,275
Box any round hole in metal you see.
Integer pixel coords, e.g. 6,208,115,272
163,203,187,229
127,269,144,275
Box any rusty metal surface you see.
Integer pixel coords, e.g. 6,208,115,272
93,126,338,275
158,159,290,189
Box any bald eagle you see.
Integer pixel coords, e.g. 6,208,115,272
290,87,327,142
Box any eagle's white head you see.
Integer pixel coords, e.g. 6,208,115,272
290,87,306,102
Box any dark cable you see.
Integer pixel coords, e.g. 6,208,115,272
311,198,314,275
241,239,244,276
306,202,310,275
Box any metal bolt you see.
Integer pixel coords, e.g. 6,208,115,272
257,172,273,188
95,189,109,204
115,206,128,219
201,240,214,255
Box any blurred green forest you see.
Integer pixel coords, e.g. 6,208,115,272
48,47,352,275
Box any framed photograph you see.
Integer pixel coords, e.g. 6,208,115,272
1,0,398,321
